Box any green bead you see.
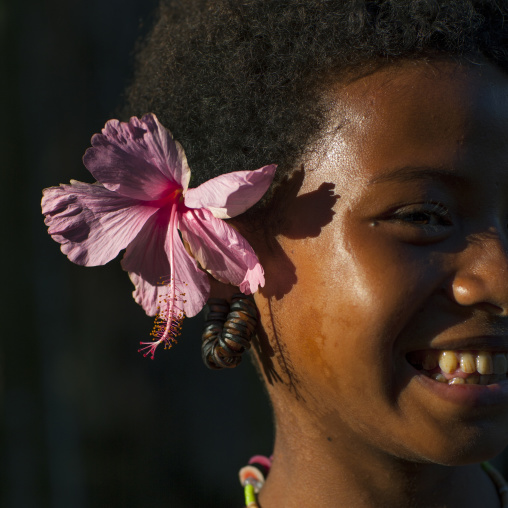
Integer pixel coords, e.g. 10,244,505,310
244,484,256,505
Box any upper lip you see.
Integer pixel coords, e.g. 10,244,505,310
422,336,508,352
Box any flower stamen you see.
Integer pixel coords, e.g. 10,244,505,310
138,201,184,359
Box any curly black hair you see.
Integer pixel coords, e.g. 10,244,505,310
126,0,508,201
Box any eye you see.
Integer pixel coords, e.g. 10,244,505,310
390,202,451,226
383,202,453,243
395,210,449,226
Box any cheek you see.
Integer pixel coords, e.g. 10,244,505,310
266,224,442,396
282,225,420,334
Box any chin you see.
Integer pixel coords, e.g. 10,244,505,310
406,424,508,466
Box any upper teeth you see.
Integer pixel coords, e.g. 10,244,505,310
413,350,508,376
476,351,494,375
460,352,476,374
438,351,458,373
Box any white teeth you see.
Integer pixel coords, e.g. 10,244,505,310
448,377,465,385
476,351,494,375
422,352,438,370
493,354,507,375
438,351,458,374
460,352,476,374
432,373,447,383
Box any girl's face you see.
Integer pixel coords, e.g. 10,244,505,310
254,60,508,464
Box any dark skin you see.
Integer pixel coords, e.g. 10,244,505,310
218,59,508,507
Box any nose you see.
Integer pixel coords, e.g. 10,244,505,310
451,228,508,316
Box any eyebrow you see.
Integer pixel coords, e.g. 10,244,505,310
368,166,468,186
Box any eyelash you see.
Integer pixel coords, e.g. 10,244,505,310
388,202,452,230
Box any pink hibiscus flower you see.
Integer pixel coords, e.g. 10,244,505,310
41,114,276,359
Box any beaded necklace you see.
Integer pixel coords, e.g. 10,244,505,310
240,458,508,508
239,455,271,508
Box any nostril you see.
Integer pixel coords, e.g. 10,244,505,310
448,273,508,316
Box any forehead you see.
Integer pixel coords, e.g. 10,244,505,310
309,60,508,189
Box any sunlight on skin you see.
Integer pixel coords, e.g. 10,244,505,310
246,60,508,508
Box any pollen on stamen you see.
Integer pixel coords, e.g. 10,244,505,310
138,312,184,360
137,281,186,360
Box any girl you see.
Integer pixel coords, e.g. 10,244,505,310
44,1,508,506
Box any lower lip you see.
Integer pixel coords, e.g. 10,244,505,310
415,370,508,407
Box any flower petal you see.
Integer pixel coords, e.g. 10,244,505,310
83,114,190,201
42,180,158,266
184,164,276,218
240,264,265,295
179,207,265,294
121,207,172,316
121,208,209,317
169,225,210,317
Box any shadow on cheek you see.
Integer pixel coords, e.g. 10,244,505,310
254,299,304,400
261,169,340,300
255,169,339,394
281,181,338,239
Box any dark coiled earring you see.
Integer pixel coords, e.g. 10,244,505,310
201,293,258,369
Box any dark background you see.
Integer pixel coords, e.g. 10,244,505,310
2,1,273,507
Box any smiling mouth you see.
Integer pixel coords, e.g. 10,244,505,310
407,350,508,386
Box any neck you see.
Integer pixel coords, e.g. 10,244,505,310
259,406,500,508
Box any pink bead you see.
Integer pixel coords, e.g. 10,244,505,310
248,455,272,471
